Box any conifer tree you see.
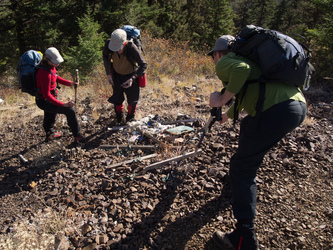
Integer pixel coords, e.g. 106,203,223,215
64,10,107,77
232,0,276,29
205,0,235,44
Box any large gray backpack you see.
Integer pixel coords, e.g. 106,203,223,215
232,25,315,90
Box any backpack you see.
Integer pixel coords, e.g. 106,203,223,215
121,25,144,54
17,50,45,96
232,25,315,90
229,25,315,122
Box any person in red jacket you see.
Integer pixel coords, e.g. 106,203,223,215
35,47,85,142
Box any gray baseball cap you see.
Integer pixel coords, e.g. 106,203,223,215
108,29,127,51
207,35,235,55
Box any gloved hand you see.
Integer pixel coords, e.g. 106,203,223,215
107,75,114,85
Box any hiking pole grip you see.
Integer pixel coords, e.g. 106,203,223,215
208,107,222,131
75,69,78,106
215,87,226,122
75,69,79,86
197,88,224,150
215,107,222,121
208,88,225,129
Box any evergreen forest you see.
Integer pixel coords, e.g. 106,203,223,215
0,0,332,83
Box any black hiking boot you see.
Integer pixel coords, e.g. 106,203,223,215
74,133,86,143
213,225,258,250
126,114,135,123
110,113,124,126
46,131,62,142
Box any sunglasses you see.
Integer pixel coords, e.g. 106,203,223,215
211,51,219,60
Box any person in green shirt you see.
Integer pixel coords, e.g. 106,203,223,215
208,35,307,250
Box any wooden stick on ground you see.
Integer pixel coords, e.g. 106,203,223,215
100,144,182,150
142,149,202,173
107,153,157,168
137,128,165,145
100,145,157,150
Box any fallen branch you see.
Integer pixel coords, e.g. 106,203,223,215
100,145,157,150
137,128,165,146
142,149,202,172
100,144,182,150
107,153,157,168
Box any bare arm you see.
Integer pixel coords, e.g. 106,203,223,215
209,89,235,107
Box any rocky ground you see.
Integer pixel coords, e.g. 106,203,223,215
0,86,332,249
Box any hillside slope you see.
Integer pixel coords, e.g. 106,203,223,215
0,86,332,249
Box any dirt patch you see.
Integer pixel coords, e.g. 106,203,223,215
0,87,332,249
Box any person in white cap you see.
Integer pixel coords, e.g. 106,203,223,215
208,36,306,249
35,47,85,142
103,28,147,124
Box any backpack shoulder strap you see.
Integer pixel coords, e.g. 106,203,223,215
36,65,59,88
36,65,51,73
232,77,266,124
124,42,137,67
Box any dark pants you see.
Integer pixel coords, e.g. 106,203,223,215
229,100,306,224
109,72,140,108
36,97,80,136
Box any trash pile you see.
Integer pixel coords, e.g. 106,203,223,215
101,114,204,173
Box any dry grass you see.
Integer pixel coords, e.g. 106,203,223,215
0,31,218,124
0,208,61,249
0,195,91,250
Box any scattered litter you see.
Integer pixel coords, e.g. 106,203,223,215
166,125,194,135
18,154,28,163
128,115,153,127
108,116,176,134
107,125,127,131
128,135,139,144
29,181,37,188
81,115,89,123
104,114,200,171
174,138,184,143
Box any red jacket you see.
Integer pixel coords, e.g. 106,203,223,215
36,64,71,106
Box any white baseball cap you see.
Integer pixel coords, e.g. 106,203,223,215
45,47,64,64
108,29,127,51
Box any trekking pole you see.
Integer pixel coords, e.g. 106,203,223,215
195,88,227,152
195,107,221,152
75,69,78,107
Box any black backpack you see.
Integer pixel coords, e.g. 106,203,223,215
232,25,315,90
231,25,315,121
17,50,50,96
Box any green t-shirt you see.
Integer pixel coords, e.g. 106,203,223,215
215,52,306,118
